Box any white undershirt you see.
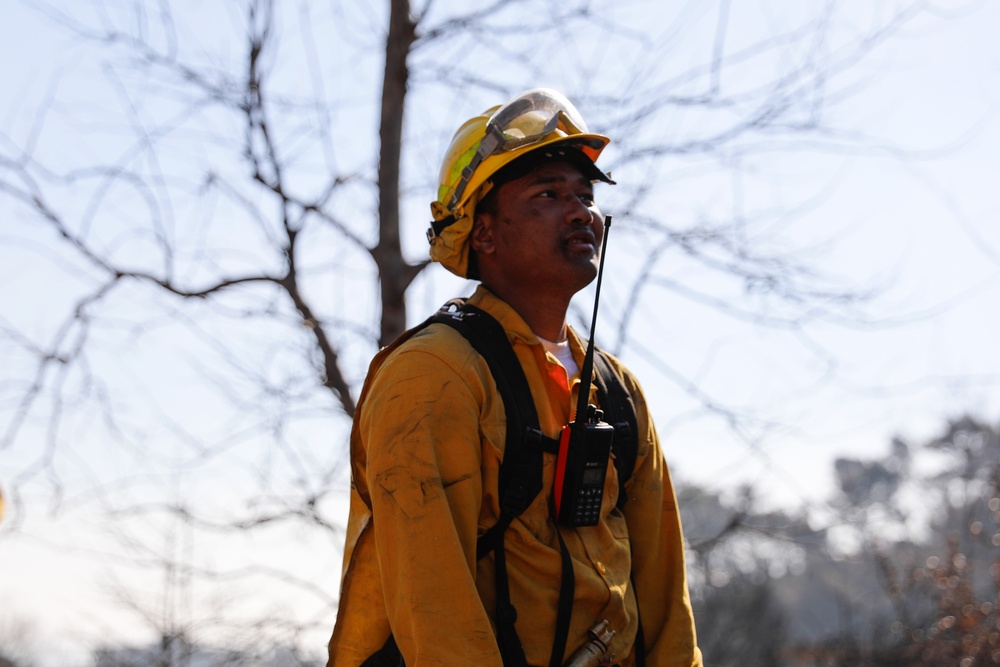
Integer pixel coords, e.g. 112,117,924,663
537,335,579,379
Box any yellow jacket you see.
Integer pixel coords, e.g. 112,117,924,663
329,287,701,667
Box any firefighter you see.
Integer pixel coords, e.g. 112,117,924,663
328,88,701,667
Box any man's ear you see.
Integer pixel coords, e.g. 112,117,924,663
471,214,496,255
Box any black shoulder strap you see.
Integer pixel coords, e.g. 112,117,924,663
431,302,539,667
432,303,547,524
593,350,639,510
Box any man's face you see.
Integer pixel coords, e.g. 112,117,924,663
472,160,605,299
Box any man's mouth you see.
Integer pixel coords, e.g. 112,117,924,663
564,231,596,252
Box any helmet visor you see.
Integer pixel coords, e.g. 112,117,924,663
489,89,588,150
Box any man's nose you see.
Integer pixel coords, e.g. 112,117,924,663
565,196,593,225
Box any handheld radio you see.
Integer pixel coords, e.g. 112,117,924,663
553,215,615,527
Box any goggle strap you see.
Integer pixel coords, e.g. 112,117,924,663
449,129,502,209
488,96,534,133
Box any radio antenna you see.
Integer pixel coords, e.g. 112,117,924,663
574,215,611,422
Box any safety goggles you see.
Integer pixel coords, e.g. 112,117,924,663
447,88,605,209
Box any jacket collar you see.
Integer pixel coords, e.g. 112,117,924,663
466,285,590,369
467,285,539,345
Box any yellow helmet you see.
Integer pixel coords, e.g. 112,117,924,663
427,88,613,278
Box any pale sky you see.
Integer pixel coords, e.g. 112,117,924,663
1,1,999,664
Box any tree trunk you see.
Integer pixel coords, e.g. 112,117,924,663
375,0,417,348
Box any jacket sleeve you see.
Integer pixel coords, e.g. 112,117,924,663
360,345,505,667
620,373,703,667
